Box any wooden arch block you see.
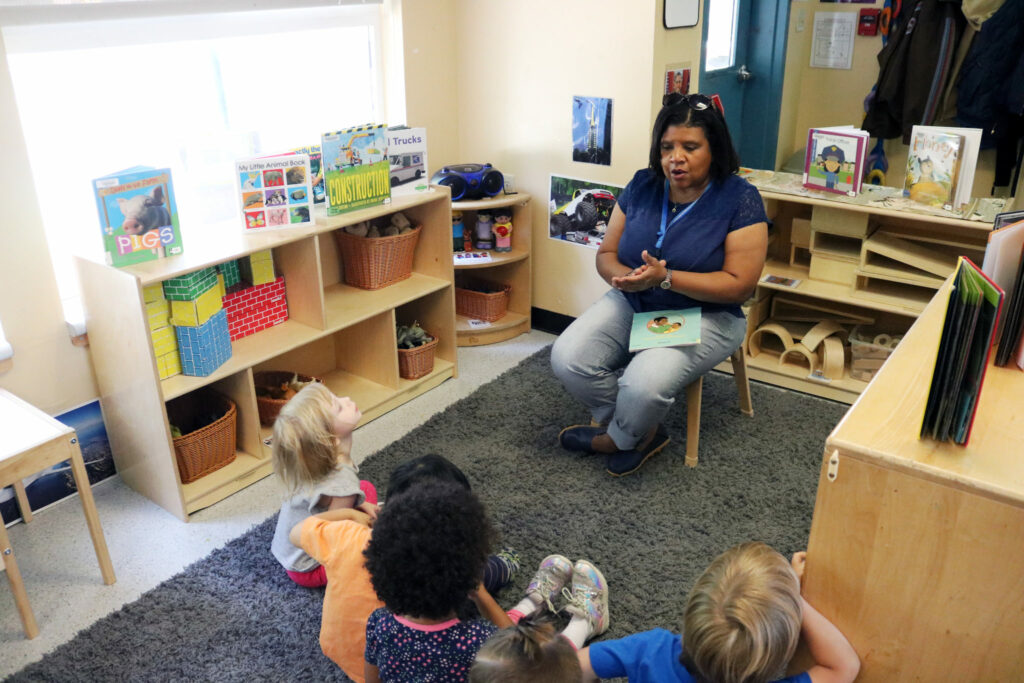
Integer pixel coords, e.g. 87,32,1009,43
779,342,818,374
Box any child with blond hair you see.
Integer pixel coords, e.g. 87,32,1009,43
578,542,859,683
269,382,379,587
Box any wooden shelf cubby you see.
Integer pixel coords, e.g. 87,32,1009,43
452,193,532,346
728,174,993,403
77,189,457,520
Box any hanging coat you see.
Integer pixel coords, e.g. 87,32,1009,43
862,0,965,142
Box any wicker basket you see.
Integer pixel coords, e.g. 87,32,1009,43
166,391,237,484
253,371,322,426
397,334,439,380
455,281,511,322
334,225,422,290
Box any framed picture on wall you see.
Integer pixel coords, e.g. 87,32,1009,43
664,0,699,28
664,65,691,95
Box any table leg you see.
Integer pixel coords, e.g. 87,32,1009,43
0,520,38,638
13,480,32,523
67,438,116,585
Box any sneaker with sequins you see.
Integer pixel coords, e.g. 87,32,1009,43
561,559,610,637
526,554,573,612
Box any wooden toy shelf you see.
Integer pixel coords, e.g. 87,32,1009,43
721,173,993,404
77,189,457,521
452,193,532,346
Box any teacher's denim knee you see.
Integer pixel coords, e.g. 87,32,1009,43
551,289,746,450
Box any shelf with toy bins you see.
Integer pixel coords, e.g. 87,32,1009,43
76,189,457,521
450,192,533,346
724,170,994,404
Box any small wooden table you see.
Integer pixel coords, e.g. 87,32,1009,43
799,279,1024,680
0,389,116,638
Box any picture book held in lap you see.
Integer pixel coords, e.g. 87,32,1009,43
629,308,701,352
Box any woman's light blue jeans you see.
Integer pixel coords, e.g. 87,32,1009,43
551,289,746,450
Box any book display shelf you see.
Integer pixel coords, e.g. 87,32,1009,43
451,193,532,346
730,171,993,403
77,189,456,521
793,277,1024,681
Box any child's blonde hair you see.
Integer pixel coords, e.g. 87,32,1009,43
682,542,802,683
271,382,346,493
468,615,581,683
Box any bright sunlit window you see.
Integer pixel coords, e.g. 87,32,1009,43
705,0,739,71
3,4,386,309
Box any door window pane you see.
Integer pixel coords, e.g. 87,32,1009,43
705,0,739,71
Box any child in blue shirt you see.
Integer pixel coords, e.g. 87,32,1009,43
578,542,859,683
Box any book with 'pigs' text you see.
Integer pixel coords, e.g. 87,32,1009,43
92,166,183,268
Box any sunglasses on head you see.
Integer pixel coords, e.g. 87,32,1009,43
662,92,721,116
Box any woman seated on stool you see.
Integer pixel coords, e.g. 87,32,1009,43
551,93,767,477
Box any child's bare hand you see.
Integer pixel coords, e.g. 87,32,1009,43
357,501,380,523
791,551,807,582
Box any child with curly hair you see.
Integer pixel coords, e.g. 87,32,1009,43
577,542,859,683
269,382,379,588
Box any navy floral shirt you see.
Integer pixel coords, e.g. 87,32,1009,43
364,607,497,682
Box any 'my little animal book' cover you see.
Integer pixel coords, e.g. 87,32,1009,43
92,166,183,268
321,123,391,215
236,153,314,232
629,308,701,352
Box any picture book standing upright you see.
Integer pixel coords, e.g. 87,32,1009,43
235,153,314,232
920,257,1004,446
803,126,869,196
290,145,326,205
981,211,1024,369
386,127,429,195
92,166,183,267
904,125,982,210
321,124,391,215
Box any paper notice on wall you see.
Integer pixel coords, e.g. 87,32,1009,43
810,12,855,69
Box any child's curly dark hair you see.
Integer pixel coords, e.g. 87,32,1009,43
364,480,494,619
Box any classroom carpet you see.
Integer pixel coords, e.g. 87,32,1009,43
7,347,846,682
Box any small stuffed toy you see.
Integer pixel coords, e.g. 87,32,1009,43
492,211,513,252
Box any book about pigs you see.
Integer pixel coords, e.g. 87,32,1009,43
321,123,391,215
236,153,314,232
92,166,183,268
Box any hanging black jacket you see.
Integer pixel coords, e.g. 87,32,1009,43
863,0,966,142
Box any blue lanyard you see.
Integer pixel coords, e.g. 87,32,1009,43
654,180,709,257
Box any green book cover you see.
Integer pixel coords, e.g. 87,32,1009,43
320,124,391,215
628,308,701,352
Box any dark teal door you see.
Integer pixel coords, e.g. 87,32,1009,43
699,0,790,170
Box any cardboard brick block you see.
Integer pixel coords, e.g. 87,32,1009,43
150,325,178,358
162,267,218,301
217,259,242,289
239,249,276,286
146,298,172,331
220,276,289,342
156,349,182,380
169,284,224,328
142,282,165,304
175,308,232,377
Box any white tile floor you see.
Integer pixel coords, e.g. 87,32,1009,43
0,331,555,677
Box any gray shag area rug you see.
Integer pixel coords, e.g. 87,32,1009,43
8,347,846,682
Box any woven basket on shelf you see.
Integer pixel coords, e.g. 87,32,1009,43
166,391,237,484
334,225,422,290
397,334,439,380
253,371,322,426
455,281,511,322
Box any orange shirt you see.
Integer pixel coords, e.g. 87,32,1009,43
300,517,383,683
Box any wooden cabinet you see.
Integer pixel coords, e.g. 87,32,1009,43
737,171,993,403
797,278,1024,681
76,189,457,521
452,193,532,346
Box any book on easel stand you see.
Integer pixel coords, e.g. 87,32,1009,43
904,125,982,211
920,257,1004,446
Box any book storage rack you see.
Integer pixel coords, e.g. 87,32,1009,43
77,189,457,521
451,193,532,346
730,172,992,403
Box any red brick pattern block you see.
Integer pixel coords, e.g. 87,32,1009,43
221,276,289,342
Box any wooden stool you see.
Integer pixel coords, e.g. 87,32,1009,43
0,389,116,639
684,348,754,467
